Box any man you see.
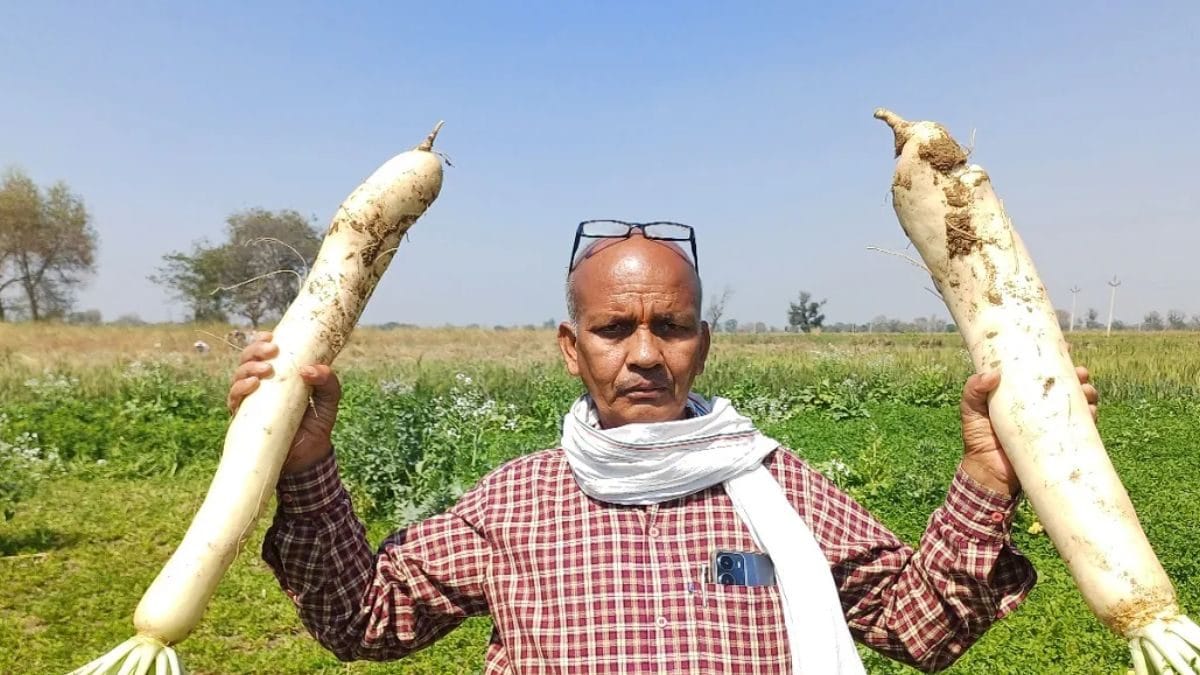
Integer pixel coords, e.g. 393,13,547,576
230,221,1098,673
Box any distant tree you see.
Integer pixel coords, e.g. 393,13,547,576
541,318,557,329
1111,319,1128,331
723,318,738,333
1190,315,1200,330
705,285,734,332
66,309,102,325
150,243,229,323
151,208,321,327
787,291,826,333
217,209,322,327
112,313,146,326
1085,308,1101,330
1055,309,1071,331
1167,309,1187,330
753,321,767,333
1143,311,1165,331
0,168,98,320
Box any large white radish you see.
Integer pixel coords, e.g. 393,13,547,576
68,123,446,675
874,108,1200,674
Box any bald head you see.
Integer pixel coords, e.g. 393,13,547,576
565,236,703,324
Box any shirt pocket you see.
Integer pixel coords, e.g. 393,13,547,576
692,582,790,668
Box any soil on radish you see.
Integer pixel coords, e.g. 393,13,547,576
945,210,979,258
918,135,968,172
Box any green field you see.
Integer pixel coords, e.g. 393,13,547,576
2,326,1198,674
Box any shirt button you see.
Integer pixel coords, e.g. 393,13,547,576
989,512,1005,524
648,526,661,538
655,616,668,628
281,493,294,504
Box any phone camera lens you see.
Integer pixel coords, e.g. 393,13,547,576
718,555,734,571
718,573,736,585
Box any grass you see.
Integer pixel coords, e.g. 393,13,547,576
2,326,1199,673
0,472,491,674
3,323,1199,401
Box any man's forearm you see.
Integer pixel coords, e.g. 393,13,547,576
263,452,492,661
842,467,1036,671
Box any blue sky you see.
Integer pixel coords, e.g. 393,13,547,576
3,2,1197,326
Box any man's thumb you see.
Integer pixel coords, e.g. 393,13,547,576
301,366,341,402
962,370,1000,416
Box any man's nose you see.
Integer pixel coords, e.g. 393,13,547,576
628,326,663,369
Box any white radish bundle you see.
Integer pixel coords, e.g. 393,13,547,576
874,108,1199,674
69,123,446,675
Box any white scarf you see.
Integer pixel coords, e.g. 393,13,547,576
561,393,865,675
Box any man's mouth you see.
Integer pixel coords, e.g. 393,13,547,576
620,384,669,400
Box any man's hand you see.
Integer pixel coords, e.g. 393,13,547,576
959,366,1099,496
227,331,342,475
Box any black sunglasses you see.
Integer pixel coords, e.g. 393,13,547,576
568,220,698,273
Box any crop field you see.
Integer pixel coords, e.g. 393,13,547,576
2,324,1198,674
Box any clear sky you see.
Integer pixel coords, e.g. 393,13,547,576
3,2,1197,327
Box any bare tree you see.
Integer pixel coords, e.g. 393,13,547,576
705,285,734,332
0,169,97,320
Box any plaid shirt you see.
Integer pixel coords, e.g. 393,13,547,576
263,448,1034,674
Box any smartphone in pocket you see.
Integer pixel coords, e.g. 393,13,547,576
711,550,776,587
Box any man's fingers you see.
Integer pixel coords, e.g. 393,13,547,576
1090,404,1098,422
231,360,273,386
227,376,260,414
1081,383,1099,406
1076,366,1090,384
239,339,278,365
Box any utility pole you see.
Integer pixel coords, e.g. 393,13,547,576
1106,276,1121,337
1069,285,1081,332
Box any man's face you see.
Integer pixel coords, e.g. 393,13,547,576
558,236,710,428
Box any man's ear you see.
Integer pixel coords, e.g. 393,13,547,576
558,321,581,376
697,320,712,375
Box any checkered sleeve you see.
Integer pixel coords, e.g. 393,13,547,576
262,452,492,662
787,456,1036,672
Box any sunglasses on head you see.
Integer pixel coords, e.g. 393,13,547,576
568,220,698,273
